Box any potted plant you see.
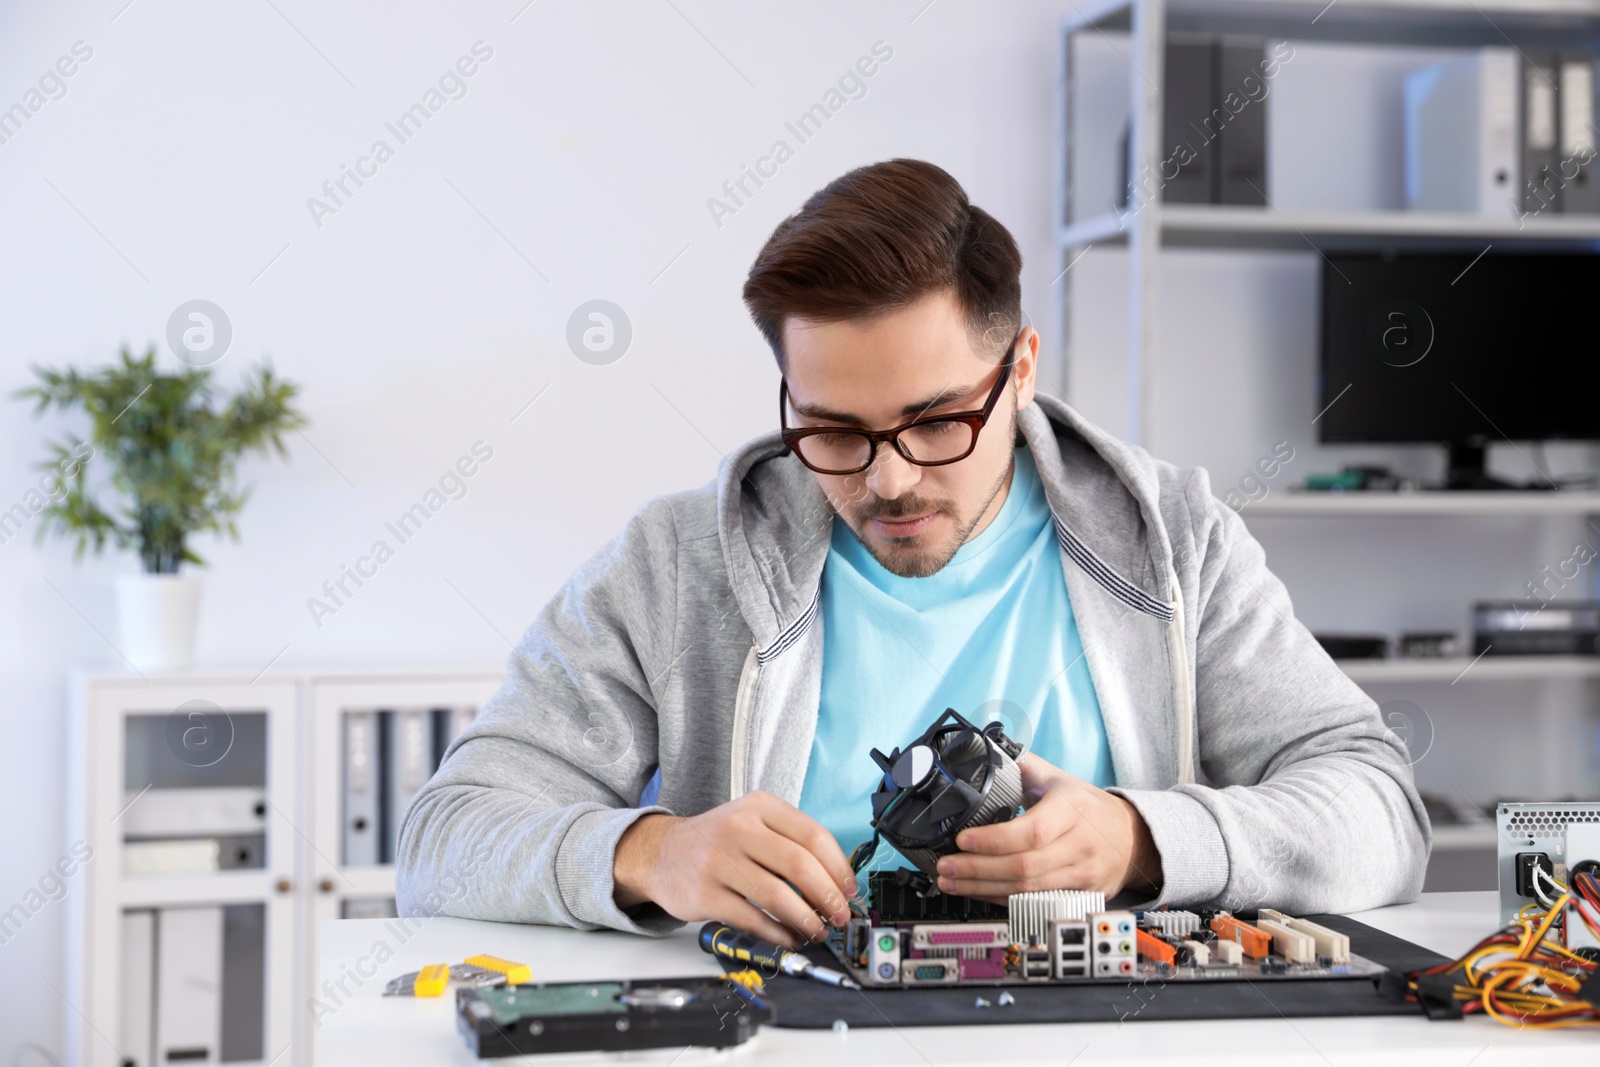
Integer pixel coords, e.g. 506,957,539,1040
15,343,306,670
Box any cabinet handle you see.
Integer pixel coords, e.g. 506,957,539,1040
319,879,335,893
275,878,292,894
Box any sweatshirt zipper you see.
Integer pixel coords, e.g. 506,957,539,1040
1166,562,1196,784
728,646,759,800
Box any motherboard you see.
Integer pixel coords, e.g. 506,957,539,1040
825,869,1387,988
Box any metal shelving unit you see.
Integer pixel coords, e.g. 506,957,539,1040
1241,491,1600,516
1056,0,1600,886
1062,203,1600,252
1331,654,1600,855
1336,655,1600,683
1432,823,1500,850
1056,0,1600,446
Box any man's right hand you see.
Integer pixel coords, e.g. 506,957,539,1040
612,790,857,950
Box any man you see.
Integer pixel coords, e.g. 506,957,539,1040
397,159,1429,950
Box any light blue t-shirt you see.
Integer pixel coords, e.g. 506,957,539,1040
796,444,1115,855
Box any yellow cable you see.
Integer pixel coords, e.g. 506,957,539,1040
1419,881,1597,1030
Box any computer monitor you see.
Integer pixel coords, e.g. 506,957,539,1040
1318,251,1600,489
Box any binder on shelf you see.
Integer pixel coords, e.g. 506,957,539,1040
1162,37,1215,204
155,905,223,1065
380,709,434,865
119,786,266,838
120,910,155,1067
341,897,399,920
220,904,266,1062
1404,47,1519,214
1214,40,1268,205
1118,36,1269,207
432,705,477,763
342,711,379,867
124,832,265,874
1559,55,1599,213
214,832,266,870
1522,50,1562,214
344,706,469,867
123,839,220,875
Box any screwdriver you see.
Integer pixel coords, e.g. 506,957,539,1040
698,921,861,990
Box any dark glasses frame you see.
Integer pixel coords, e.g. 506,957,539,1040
779,329,1021,476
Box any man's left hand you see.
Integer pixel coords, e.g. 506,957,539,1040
934,753,1162,903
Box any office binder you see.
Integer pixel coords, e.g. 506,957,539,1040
123,839,220,875
342,711,379,866
1404,48,1519,213
155,905,223,1064
381,709,433,864
220,904,265,1062
1214,39,1268,204
432,705,477,764
214,832,266,870
1521,50,1562,214
121,910,155,1067
1115,36,1269,208
119,786,265,837
341,897,399,920
1559,55,1599,212
1163,37,1215,204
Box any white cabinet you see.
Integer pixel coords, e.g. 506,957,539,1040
67,667,502,1067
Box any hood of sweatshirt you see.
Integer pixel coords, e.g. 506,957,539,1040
714,393,1180,650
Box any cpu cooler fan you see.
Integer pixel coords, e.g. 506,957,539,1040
868,709,1025,879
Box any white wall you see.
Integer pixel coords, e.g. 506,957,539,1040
0,1,1069,1056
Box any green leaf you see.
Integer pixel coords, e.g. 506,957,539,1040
14,344,307,573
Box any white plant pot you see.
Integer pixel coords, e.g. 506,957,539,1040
115,573,204,671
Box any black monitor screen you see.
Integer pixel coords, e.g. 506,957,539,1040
1318,252,1600,445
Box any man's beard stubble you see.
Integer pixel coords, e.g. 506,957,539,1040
844,415,1018,579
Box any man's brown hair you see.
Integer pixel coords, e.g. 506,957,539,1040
742,158,1022,367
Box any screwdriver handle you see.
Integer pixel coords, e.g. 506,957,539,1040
698,921,789,973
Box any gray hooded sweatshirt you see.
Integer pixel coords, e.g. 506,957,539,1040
395,395,1431,934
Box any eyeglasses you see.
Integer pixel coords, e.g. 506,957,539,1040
779,331,1020,476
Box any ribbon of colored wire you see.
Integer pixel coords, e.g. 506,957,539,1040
1405,869,1600,1028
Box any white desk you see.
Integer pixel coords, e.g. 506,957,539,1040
315,891,1593,1065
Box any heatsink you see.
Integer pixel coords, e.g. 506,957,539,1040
1008,889,1106,948
1141,909,1200,939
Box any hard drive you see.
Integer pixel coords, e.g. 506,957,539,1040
455,976,772,1058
